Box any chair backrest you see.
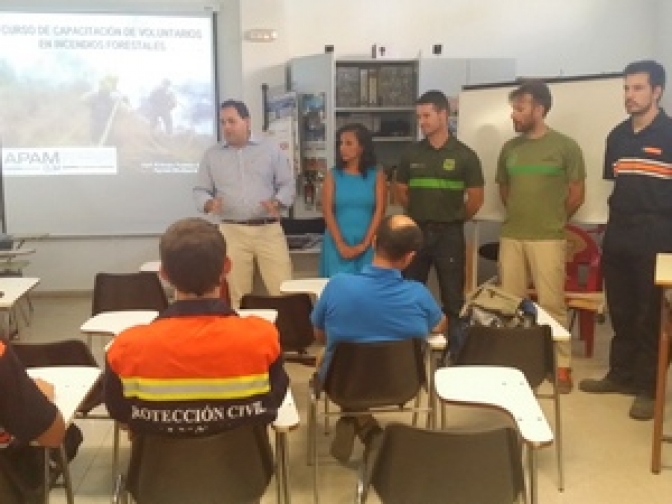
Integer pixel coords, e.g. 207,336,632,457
324,338,426,410
280,217,326,235
126,424,273,504
366,423,525,504
240,293,314,352
455,325,555,388
565,224,602,292
10,339,102,413
92,272,169,316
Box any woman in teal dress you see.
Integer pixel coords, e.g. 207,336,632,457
319,123,387,277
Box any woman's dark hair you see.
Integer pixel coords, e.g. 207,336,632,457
334,123,377,176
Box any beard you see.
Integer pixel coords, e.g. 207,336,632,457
626,99,654,117
513,119,533,134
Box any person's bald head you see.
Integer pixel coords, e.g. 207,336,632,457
374,215,423,262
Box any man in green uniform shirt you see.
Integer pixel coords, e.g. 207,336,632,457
496,80,586,393
396,90,484,357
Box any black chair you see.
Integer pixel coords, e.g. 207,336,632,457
8,339,101,504
454,324,564,491
112,424,274,504
357,423,526,504
307,338,429,503
280,217,326,236
92,272,169,316
240,293,316,365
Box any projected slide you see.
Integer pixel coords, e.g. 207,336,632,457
0,11,217,235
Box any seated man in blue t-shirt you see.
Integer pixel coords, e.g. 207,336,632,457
311,214,446,463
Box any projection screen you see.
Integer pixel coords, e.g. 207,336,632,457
0,10,217,236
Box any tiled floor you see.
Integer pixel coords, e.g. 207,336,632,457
14,295,672,503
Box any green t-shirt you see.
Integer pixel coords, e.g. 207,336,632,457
397,136,484,223
496,129,586,240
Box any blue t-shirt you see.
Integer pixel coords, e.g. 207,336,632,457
311,264,443,378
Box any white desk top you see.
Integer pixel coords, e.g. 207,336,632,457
0,277,40,308
0,248,36,259
140,260,161,273
27,366,101,423
80,310,159,335
655,253,672,287
435,365,553,447
273,388,299,432
535,304,571,342
427,333,447,350
280,278,328,298
237,309,278,323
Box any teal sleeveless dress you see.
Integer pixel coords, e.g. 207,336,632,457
319,166,378,277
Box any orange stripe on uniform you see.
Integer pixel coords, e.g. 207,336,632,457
615,160,672,177
643,146,663,156
0,341,6,356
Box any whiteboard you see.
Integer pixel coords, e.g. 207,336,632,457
458,75,624,224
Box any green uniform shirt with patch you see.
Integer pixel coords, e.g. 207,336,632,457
496,129,586,240
397,136,484,223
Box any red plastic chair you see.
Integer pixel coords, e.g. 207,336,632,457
564,224,605,357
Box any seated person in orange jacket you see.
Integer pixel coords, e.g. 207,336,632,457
104,218,289,435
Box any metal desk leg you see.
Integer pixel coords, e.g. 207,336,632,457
275,430,291,504
427,354,437,429
58,445,74,504
652,289,670,473
529,446,538,504
43,448,50,504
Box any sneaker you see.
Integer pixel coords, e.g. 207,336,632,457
629,394,655,421
330,417,356,463
556,368,573,394
578,376,637,395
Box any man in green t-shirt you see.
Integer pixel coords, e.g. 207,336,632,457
396,90,484,357
496,80,586,393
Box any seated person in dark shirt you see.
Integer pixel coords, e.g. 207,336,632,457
0,339,69,501
104,217,289,436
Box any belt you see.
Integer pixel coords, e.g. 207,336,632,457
420,220,462,229
222,218,279,226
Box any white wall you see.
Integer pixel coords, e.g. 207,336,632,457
654,0,672,112
238,0,657,127
0,0,667,291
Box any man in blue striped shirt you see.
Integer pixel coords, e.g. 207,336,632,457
194,100,296,307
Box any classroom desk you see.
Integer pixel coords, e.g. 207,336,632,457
273,388,300,504
435,365,553,504
80,310,159,347
652,253,672,473
27,366,102,504
0,277,40,338
8,233,49,248
139,260,161,273
279,278,328,298
424,302,570,430
0,247,35,261
237,309,278,323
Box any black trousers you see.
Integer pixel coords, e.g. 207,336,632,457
603,248,660,396
403,222,465,351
